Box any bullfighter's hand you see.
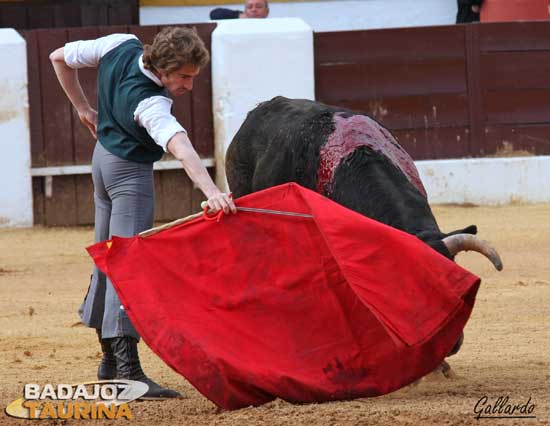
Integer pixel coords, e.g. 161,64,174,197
207,192,237,214
78,107,98,139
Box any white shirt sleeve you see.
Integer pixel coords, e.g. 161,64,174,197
134,96,187,152
64,33,138,69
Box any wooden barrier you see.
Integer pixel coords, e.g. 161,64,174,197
20,20,550,224
0,0,139,30
315,21,550,160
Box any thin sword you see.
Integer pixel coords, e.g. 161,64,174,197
235,206,313,218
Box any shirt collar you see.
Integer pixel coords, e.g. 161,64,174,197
139,55,163,87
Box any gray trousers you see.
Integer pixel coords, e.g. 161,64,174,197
79,142,155,339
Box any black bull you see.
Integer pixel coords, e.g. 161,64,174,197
226,96,502,271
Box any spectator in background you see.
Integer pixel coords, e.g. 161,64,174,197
210,0,269,20
456,0,484,23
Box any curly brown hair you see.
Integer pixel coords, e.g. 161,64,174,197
143,26,210,75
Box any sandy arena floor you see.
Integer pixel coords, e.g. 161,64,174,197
0,203,548,425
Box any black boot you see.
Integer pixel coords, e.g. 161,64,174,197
111,336,182,400
96,329,117,380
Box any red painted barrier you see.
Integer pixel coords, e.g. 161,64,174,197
481,0,550,22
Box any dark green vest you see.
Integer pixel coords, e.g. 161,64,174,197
97,39,167,163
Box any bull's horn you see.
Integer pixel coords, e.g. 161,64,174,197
442,234,503,271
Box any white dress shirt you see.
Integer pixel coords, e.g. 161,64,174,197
64,33,186,152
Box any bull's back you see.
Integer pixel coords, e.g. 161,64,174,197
226,96,423,198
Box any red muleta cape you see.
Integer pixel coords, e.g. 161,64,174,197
87,183,480,410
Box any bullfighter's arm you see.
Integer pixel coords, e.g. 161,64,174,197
167,132,237,214
49,47,97,138
49,34,136,139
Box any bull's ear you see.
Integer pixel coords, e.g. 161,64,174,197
446,225,477,237
461,225,477,235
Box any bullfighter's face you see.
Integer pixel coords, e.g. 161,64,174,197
244,0,269,18
158,63,201,97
